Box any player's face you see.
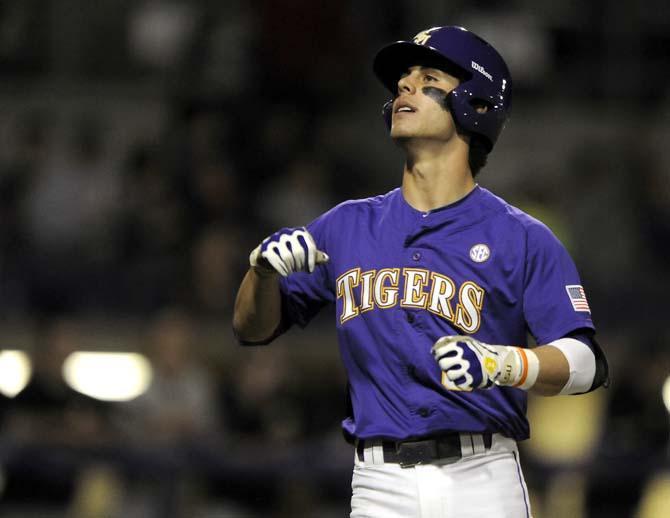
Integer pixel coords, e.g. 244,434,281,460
390,66,460,142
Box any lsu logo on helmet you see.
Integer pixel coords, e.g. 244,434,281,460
413,27,440,46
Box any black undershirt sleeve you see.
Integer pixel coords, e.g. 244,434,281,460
563,328,610,392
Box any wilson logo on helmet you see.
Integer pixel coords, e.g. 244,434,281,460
471,61,493,81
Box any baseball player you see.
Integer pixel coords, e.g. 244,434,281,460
233,26,608,517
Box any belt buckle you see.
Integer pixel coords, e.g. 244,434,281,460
396,439,437,468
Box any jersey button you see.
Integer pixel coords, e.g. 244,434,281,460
406,312,415,323
412,252,421,261
418,407,430,417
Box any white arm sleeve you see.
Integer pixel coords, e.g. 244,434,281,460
549,337,596,395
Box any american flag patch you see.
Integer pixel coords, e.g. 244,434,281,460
566,285,591,313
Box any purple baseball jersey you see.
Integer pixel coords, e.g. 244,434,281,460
278,186,594,441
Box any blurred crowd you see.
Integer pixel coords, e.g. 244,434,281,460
0,1,668,517
0,311,350,518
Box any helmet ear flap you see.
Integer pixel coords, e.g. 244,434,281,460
382,99,393,131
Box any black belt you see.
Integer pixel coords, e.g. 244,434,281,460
356,432,493,468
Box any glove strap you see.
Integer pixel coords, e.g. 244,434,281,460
496,347,540,390
513,347,540,390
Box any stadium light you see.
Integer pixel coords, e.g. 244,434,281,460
0,350,32,397
663,376,670,414
63,352,153,402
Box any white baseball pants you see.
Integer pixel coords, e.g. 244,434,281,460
350,434,532,518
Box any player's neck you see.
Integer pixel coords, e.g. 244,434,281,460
400,140,475,212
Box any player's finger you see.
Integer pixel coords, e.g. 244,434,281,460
264,254,288,277
291,232,307,272
431,336,459,355
432,345,449,360
315,250,329,265
264,251,289,277
436,352,459,369
454,371,475,389
442,377,459,391
442,361,467,379
299,229,317,273
276,236,296,273
263,247,289,277
432,341,460,360
249,245,262,268
442,374,473,392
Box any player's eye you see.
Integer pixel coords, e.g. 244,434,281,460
424,74,437,82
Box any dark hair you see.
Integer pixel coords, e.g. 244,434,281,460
468,135,489,177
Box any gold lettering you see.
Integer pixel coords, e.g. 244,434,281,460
401,269,429,308
427,272,456,320
454,281,485,333
359,270,376,312
336,268,361,323
374,268,400,308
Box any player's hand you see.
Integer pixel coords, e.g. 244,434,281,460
249,227,329,277
431,336,532,391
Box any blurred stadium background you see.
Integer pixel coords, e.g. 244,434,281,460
0,1,667,517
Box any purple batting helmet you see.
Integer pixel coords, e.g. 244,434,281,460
374,26,512,152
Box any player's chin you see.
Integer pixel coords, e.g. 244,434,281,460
390,124,417,141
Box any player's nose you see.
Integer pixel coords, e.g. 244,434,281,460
397,72,417,95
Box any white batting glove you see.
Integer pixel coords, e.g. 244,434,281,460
249,227,329,277
431,336,539,391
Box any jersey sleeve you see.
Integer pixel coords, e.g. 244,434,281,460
278,208,337,329
522,221,595,344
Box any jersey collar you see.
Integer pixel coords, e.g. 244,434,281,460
391,184,488,229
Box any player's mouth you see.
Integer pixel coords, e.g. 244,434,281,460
394,101,417,114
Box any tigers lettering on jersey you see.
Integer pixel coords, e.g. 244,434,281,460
336,267,485,333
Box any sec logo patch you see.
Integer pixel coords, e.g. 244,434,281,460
469,244,490,263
